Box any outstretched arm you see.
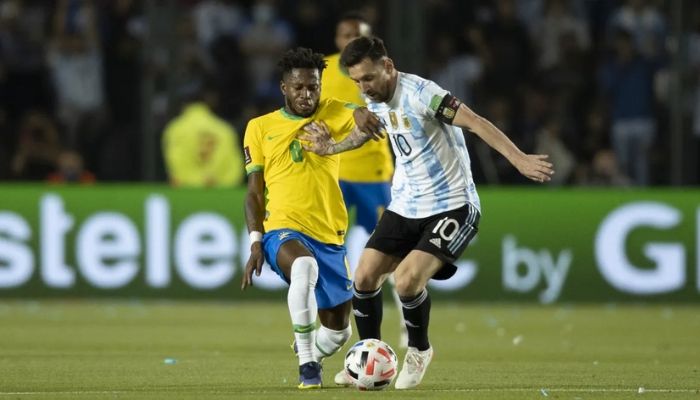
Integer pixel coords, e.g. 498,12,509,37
299,121,381,155
241,172,265,290
452,103,554,183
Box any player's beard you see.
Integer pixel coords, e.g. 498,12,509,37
366,84,390,103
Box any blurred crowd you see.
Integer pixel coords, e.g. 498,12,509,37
1,0,699,186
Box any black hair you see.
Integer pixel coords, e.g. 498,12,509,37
338,11,368,25
277,47,327,79
340,36,387,69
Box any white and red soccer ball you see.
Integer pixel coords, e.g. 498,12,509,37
343,339,398,390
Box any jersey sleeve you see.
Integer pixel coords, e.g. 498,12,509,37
413,79,450,120
243,119,264,175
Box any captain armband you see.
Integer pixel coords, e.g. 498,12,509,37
435,94,462,124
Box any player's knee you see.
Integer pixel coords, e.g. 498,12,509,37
334,325,352,346
353,266,381,291
393,270,424,297
290,256,319,287
315,325,352,360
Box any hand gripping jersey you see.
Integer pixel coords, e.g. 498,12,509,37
243,98,356,245
321,53,394,183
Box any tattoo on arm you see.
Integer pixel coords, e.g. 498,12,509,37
329,127,371,154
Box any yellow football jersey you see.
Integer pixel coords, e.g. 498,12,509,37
321,53,394,183
244,98,355,245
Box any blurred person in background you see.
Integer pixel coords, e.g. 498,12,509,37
531,0,590,71
46,149,95,184
534,117,575,185
240,0,293,103
583,148,631,186
193,0,245,63
0,0,53,126
608,0,667,59
11,111,62,180
48,0,106,174
474,0,533,103
302,36,554,389
599,28,661,186
320,12,408,357
162,83,243,188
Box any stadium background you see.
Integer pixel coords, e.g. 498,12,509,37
1,1,699,398
1,0,698,302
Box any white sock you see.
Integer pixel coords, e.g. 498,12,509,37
288,256,319,365
313,325,352,362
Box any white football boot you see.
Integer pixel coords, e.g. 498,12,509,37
394,346,433,389
334,369,352,386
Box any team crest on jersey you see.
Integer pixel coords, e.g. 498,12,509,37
244,146,251,165
388,111,399,129
402,114,412,129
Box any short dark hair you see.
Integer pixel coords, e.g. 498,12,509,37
340,36,387,69
277,47,326,79
338,11,368,25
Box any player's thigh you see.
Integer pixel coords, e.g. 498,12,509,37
415,202,480,267
354,248,401,291
393,249,444,297
276,239,313,280
310,238,354,311
318,300,352,330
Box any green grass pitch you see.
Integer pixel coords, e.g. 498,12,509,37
0,300,698,399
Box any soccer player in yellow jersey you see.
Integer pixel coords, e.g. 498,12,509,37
240,47,381,389
321,13,393,241
321,13,409,362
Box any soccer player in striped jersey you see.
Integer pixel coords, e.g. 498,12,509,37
240,47,381,389
321,12,410,361
301,36,554,389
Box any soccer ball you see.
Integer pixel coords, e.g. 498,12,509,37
343,339,398,390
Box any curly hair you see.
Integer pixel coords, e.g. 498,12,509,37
277,47,327,79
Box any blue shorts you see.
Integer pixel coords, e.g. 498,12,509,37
339,181,391,234
263,229,352,309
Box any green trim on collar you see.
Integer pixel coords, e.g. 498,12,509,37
279,107,305,120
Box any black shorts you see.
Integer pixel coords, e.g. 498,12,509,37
365,203,480,278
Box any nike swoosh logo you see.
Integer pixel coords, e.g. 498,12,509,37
266,134,283,141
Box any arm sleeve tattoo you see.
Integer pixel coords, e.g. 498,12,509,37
329,127,372,154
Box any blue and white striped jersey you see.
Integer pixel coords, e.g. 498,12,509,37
365,72,481,218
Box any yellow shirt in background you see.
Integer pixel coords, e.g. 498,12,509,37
244,99,355,245
321,53,394,183
162,103,243,187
